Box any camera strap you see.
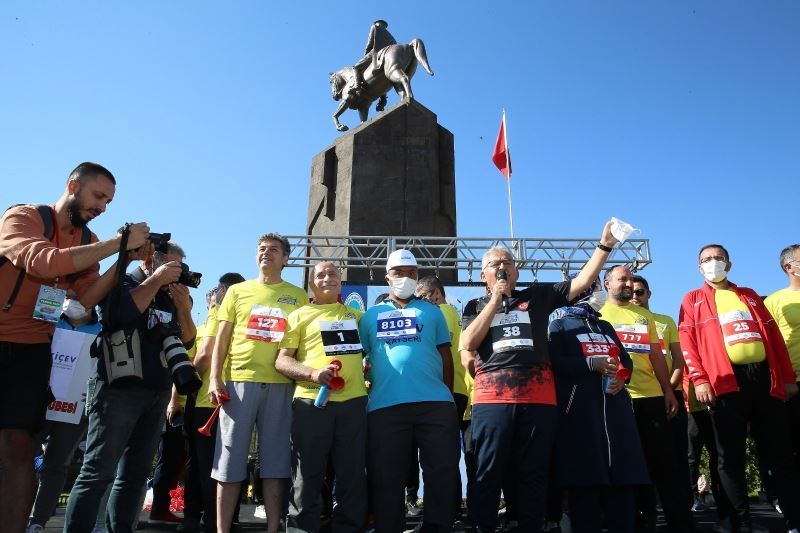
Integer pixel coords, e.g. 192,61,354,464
101,223,131,331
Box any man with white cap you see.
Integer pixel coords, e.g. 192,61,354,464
358,249,459,533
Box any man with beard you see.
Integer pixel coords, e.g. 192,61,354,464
600,266,691,532
0,162,149,533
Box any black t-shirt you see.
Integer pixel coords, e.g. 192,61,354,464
461,281,570,404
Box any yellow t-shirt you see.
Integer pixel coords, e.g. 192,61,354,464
765,288,800,380
600,302,662,399
279,302,367,402
652,312,681,391
193,321,216,410
440,303,468,397
714,289,766,365
217,279,309,383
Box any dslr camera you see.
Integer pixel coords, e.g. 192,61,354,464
148,232,203,288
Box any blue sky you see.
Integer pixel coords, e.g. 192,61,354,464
2,1,798,324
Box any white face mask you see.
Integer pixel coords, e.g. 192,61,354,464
62,299,89,321
390,277,417,299
586,289,608,312
701,260,728,283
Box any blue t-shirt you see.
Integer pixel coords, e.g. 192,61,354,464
359,298,453,412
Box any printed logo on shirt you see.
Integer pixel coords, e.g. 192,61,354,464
277,296,299,306
517,301,529,311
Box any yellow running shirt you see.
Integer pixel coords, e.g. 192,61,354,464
440,303,468,397
600,302,662,399
765,288,800,380
652,312,681,391
217,279,309,383
280,302,367,402
714,289,766,365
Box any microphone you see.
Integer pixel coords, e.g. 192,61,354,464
496,269,509,314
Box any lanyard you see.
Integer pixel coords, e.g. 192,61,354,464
51,206,61,286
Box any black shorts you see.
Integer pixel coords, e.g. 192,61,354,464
0,341,54,434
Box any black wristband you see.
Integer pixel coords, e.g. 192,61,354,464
597,243,613,253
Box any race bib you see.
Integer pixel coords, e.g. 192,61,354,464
575,333,616,357
245,305,287,342
719,309,762,346
376,309,418,341
613,323,650,354
32,285,66,323
489,310,534,352
319,319,363,355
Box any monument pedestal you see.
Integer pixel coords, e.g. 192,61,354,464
307,100,457,283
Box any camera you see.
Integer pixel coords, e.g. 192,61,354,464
178,263,202,288
162,335,202,394
148,232,171,254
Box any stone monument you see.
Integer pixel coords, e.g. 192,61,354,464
306,99,456,283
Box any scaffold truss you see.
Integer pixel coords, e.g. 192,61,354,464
285,235,651,282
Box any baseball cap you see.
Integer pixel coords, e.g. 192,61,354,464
386,249,418,272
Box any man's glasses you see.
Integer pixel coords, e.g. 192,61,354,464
633,289,646,297
700,255,727,264
484,259,515,269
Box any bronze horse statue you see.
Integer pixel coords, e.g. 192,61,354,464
330,38,434,132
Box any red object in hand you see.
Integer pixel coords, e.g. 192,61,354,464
328,360,345,391
198,391,230,436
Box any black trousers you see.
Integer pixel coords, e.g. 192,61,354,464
368,401,460,533
668,390,693,509
632,396,693,532
568,485,636,533
183,395,203,523
151,417,187,515
709,363,800,530
687,408,730,519
787,380,800,484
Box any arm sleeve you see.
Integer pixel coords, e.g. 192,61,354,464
678,294,709,386
0,206,92,279
216,286,238,324
549,280,572,311
279,308,303,350
358,312,373,355
460,299,478,330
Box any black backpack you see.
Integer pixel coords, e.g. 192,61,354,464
0,204,91,311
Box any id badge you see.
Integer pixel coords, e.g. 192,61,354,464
33,285,67,323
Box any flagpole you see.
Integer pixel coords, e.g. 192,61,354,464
503,109,515,241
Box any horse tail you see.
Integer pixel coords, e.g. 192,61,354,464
410,38,434,76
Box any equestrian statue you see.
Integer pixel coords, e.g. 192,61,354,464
329,20,434,132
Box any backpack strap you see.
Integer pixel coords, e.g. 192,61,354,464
1,204,58,312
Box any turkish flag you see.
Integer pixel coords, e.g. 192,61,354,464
492,114,511,179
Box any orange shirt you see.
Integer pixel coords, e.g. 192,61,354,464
0,205,99,343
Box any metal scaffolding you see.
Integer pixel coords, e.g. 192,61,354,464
285,235,651,282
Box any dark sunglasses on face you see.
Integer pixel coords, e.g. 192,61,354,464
633,289,646,297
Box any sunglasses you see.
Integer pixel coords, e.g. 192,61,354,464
633,289,647,297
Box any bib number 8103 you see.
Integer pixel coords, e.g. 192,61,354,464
381,318,412,330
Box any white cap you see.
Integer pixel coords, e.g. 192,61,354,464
386,249,418,272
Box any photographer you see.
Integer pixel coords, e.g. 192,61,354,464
64,240,200,533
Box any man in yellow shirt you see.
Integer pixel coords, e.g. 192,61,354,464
679,244,800,532
631,275,694,512
208,234,309,533
600,266,690,532
766,244,800,482
275,261,367,533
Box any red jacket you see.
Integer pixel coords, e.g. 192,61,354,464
678,281,794,400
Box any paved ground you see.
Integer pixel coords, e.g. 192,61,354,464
41,501,790,532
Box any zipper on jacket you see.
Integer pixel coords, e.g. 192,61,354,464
565,384,577,414
602,380,612,467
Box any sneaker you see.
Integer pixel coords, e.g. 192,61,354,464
451,519,466,532
253,504,267,519
406,500,422,517
91,528,107,533
691,496,706,512
149,511,182,524
26,525,45,533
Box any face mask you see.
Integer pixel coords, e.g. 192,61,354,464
62,299,89,321
610,217,640,243
586,289,607,312
701,260,728,283
390,277,417,299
